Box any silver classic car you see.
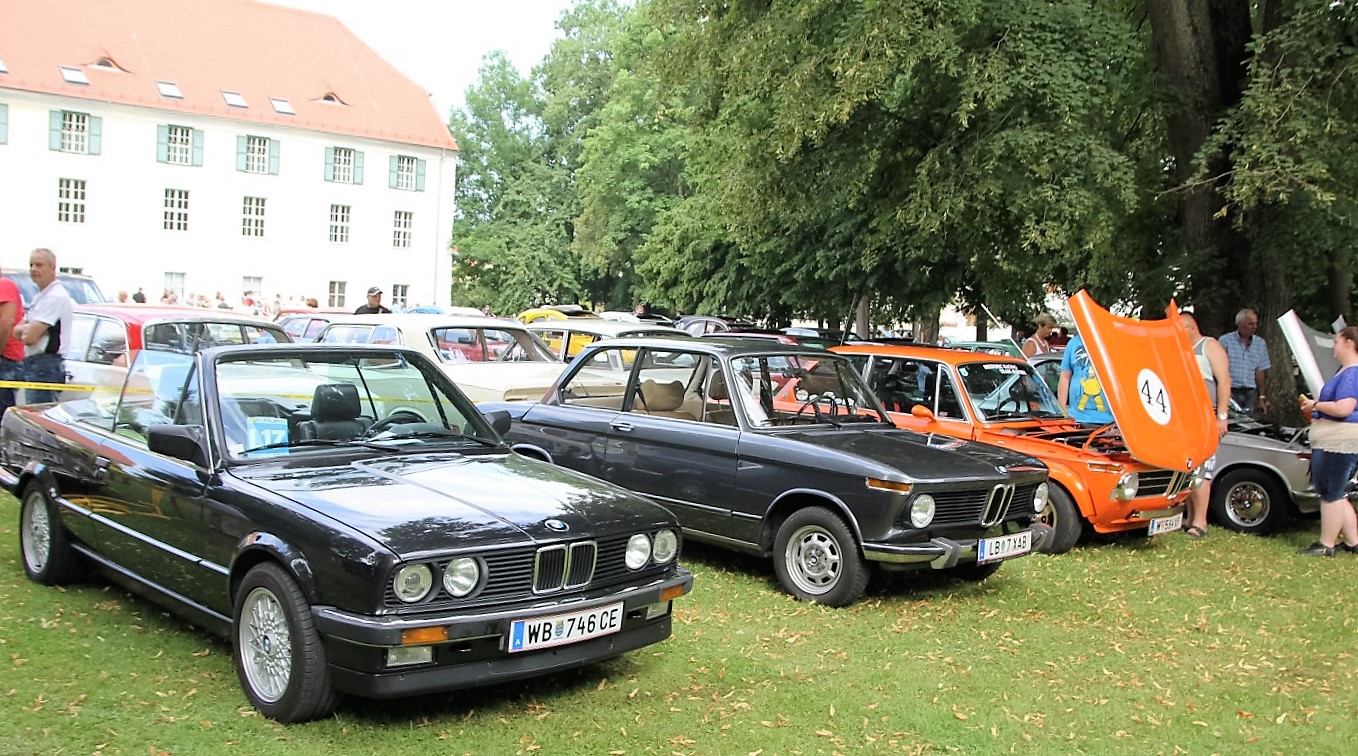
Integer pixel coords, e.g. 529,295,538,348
487,338,1052,607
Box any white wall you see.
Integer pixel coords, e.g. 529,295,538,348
0,90,454,308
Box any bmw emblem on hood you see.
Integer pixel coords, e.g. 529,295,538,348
545,519,569,532
995,465,1008,474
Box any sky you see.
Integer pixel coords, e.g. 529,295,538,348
269,0,577,119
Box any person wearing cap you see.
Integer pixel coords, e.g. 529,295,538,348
1021,313,1058,357
354,286,391,314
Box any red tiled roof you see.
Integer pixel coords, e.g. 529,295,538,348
0,0,457,150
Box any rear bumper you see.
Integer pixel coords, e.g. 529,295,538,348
862,524,1052,569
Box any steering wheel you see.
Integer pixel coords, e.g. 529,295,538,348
364,410,426,438
993,397,1024,416
796,394,840,422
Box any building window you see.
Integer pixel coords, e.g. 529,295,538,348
328,281,346,308
245,136,269,174
57,178,86,223
157,125,205,166
163,189,189,231
390,284,409,309
326,147,364,184
59,65,89,85
156,81,183,99
393,211,412,248
329,204,351,243
243,276,263,300
62,111,88,153
222,90,247,108
390,155,425,191
164,272,185,303
242,196,266,237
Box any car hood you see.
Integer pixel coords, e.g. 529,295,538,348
233,453,670,557
1277,309,1340,396
773,426,1046,482
1069,290,1218,472
440,363,566,402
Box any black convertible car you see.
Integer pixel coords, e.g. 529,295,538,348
484,338,1052,607
4,344,691,722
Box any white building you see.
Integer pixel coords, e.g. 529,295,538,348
0,0,457,309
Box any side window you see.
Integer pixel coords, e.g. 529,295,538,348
628,349,703,421
564,332,598,359
88,318,128,365
319,325,373,344
865,357,932,412
536,329,567,359
143,323,186,351
280,317,307,339
175,365,203,426
557,348,629,409
68,313,95,361
935,369,968,420
698,356,737,426
303,319,328,340
112,351,195,445
432,327,480,361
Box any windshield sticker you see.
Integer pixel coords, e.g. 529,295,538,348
246,417,290,455
1136,369,1172,425
989,364,1022,374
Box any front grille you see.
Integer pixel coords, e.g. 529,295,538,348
1138,469,1190,498
982,485,1014,526
383,535,662,612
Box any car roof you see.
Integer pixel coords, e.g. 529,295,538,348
317,313,532,330
832,342,1030,366
591,335,845,359
76,303,283,328
527,320,688,337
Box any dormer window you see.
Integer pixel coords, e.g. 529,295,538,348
222,90,248,108
60,66,89,85
270,97,294,115
90,57,121,71
317,92,346,105
156,80,183,99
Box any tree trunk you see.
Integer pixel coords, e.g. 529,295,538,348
915,313,941,346
855,294,871,339
1327,248,1351,325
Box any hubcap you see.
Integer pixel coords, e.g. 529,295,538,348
786,525,841,594
1226,481,1270,527
21,492,51,574
1035,501,1057,529
239,586,292,703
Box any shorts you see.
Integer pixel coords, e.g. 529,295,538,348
1200,454,1217,482
1310,449,1358,503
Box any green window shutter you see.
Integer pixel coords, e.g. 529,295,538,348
0,103,8,145
88,115,102,155
353,151,365,184
236,135,248,171
324,146,335,181
191,129,204,166
156,124,169,163
388,155,399,188
268,139,280,175
415,158,426,191
49,110,63,150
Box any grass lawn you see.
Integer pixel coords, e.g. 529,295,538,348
2,490,1355,754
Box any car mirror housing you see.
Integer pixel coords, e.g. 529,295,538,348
147,424,208,467
483,409,512,436
910,404,935,420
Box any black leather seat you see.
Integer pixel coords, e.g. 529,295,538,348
296,383,372,441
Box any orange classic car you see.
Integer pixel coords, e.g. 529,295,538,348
815,292,1219,553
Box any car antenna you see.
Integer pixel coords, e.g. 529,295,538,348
980,303,1022,355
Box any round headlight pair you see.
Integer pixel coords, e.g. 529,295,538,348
1033,482,1050,512
909,494,936,528
393,558,482,603
627,529,680,569
1111,472,1140,501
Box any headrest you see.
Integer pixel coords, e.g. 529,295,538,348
708,374,729,401
312,383,361,422
639,380,685,412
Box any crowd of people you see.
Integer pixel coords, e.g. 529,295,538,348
113,287,323,318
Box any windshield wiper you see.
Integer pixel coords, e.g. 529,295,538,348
379,430,503,448
241,438,392,454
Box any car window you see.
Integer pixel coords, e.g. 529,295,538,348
935,369,968,420
144,321,288,352
626,349,706,422
88,317,128,365
303,319,328,340
110,351,196,445
957,361,1065,421
319,325,375,344
68,313,96,362
557,348,630,409
279,317,308,339
533,328,567,359
862,356,931,412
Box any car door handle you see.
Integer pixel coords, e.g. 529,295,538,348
610,421,634,433
94,456,111,481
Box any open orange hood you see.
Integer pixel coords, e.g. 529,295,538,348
1068,290,1219,472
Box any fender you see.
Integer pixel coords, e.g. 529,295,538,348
231,531,320,605
1044,461,1094,514
764,487,862,550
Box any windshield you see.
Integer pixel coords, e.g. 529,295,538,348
430,326,555,363
144,321,289,352
215,350,498,460
734,353,886,428
957,361,1067,421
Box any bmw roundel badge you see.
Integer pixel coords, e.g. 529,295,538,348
545,519,569,532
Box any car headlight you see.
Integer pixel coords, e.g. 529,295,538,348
1111,472,1139,501
442,557,481,597
909,494,936,528
1033,482,1050,512
652,529,679,564
625,534,652,569
393,564,433,603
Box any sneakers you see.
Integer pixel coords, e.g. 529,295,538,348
1339,542,1358,554
1298,542,1336,557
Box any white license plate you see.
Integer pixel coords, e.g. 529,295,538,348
507,602,624,653
1147,512,1184,536
977,530,1032,563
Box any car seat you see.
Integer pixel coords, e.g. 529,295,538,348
635,379,696,420
296,383,373,440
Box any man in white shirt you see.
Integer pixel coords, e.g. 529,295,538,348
12,248,73,403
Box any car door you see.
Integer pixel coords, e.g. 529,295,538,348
862,355,978,439
91,351,209,600
516,348,630,478
601,349,739,536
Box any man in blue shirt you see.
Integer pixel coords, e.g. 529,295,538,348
1056,334,1115,425
1219,308,1270,417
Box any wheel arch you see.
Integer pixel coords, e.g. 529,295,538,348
230,533,320,607
1212,461,1298,513
509,443,553,463
761,489,859,555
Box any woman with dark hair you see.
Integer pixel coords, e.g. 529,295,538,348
1298,325,1358,556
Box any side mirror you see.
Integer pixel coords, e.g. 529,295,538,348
910,404,936,420
482,409,512,436
147,424,208,467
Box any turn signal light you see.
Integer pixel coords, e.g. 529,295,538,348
866,478,913,494
660,584,686,602
401,626,449,646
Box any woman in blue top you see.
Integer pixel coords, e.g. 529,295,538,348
1298,325,1358,556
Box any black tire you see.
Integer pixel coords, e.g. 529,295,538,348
1034,485,1082,554
952,561,1002,581
1210,467,1289,534
19,482,82,585
233,563,339,723
773,508,868,607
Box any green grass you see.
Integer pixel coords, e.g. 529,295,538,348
2,489,1355,754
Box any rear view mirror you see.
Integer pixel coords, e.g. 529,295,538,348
148,424,208,467
482,409,512,436
910,404,936,420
